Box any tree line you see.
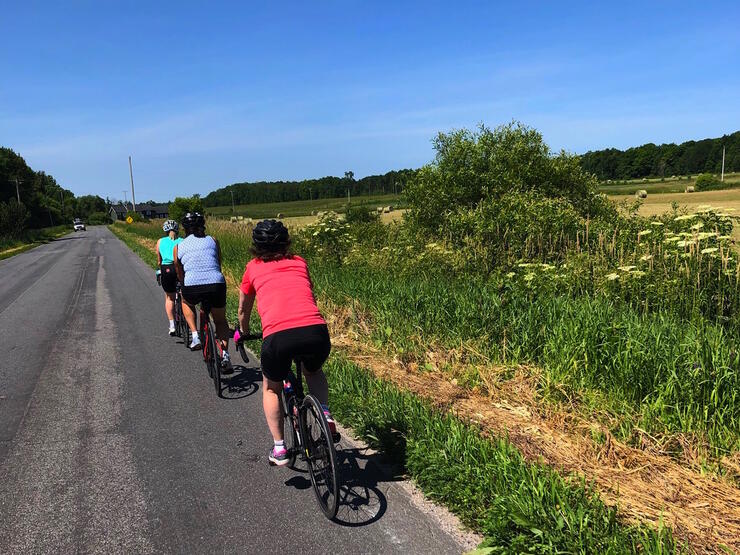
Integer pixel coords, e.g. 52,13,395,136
0,147,108,239
202,169,416,207
579,131,740,181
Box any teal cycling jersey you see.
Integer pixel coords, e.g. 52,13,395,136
159,236,183,265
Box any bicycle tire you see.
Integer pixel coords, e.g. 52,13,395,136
281,391,299,469
300,394,339,519
208,321,222,397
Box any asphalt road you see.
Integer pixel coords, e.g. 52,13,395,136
0,226,468,554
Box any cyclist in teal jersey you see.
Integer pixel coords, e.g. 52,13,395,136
156,220,184,336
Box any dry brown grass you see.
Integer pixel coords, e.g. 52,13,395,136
322,299,740,554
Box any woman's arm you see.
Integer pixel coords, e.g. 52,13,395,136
174,245,184,283
238,289,256,333
155,239,162,266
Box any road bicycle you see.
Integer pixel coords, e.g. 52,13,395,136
174,283,189,343
156,270,188,344
198,302,228,397
236,333,341,519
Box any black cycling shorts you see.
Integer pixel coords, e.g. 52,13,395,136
181,282,227,309
261,324,331,382
160,264,178,293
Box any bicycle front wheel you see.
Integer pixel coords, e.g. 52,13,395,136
300,394,339,519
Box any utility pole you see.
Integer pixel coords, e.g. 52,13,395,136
308,187,312,202
60,190,64,218
230,190,235,213
128,155,137,212
721,146,726,182
13,177,21,204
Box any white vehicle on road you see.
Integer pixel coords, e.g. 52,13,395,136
73,218,86,231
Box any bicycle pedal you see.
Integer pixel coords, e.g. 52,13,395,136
332,432,341,443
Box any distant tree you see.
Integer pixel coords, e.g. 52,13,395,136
580,131,740,180
168,195,204,224
344,170,354,181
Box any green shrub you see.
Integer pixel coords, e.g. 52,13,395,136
298,211,352,262
694,173,722,191
404,121,608,236
87,211,113,225
344,203,380,225
168,195,204,223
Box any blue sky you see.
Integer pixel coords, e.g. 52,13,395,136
1,1,739,201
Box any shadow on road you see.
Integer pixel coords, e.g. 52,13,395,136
52,236,85,242
220,364,260,399
283,446,393,527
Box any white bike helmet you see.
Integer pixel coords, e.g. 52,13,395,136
162,219,179,233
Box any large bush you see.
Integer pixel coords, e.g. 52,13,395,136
404,122,610,237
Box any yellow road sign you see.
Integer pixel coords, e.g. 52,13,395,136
126,216,133,224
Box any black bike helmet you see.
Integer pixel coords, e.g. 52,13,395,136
252,219,289,251
181,212,205,231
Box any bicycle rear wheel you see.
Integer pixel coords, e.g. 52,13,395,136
300,394,339,519
281,391,299,469
208,322,222,397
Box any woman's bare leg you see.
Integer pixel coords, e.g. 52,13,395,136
263,377,284,441
164,292,175,320
210,307,230,350
182,301,198,332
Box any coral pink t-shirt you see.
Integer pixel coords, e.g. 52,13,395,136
240,255,326,338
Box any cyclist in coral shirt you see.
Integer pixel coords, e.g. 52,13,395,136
234,220,333,466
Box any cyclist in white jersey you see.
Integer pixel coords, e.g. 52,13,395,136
156,219,183,336
173,212,232,371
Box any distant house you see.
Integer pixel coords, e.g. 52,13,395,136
110,203,169,220
136,204,170,219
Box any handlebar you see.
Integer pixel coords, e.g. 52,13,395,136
233,326,262,343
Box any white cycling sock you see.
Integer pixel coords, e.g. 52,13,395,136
169,319,175,327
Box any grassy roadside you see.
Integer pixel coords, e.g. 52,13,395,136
109,221,683,554
0,225,72,260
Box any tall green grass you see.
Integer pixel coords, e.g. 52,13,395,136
309,260,740,457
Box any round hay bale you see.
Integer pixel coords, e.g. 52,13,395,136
635,190,648,199
376,206,384,213
311,210,316,216
229,216,238,223
246,217,253,224
685,185,695,193
317,211,326,217
236,215,244,221
642,177,648,182
276,213,284,219
383,206,391,213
